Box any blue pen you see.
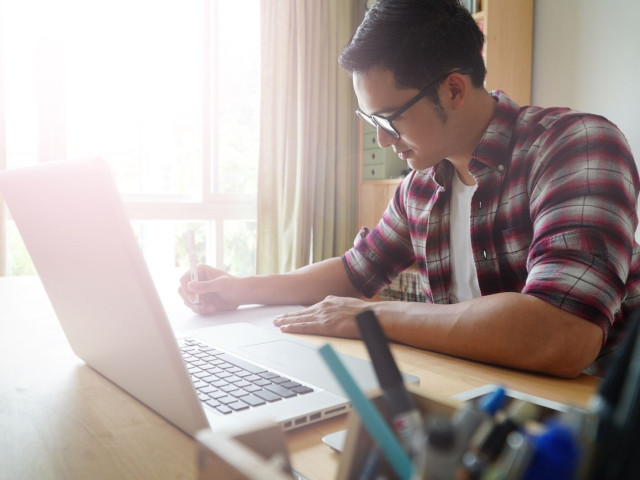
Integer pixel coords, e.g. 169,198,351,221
318,344,414,480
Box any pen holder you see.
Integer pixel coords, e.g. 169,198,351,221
196,422,294,480
337,385,460,480
195,387,461,480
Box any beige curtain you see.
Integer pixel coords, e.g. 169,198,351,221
257,0,363,274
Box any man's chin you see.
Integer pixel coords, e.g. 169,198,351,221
406,157,428,171
405,153,444,172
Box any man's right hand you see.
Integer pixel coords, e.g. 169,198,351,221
178,265,242,315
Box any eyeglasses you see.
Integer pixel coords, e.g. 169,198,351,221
355,68,474,139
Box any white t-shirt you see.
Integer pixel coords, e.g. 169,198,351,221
449,172,481,303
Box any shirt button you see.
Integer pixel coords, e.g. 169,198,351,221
498,165,505,172
483,250,487,259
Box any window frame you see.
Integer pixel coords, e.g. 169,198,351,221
1,0,258,275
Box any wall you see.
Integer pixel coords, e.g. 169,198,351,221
532,0,640,162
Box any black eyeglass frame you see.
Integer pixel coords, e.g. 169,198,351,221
355,67,474,139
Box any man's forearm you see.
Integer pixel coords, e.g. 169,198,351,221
240,257,362,306
370,292,603,378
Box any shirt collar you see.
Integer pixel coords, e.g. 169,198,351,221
470,90,520,170
427,91,520,185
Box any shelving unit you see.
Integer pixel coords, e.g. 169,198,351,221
474,0,533,106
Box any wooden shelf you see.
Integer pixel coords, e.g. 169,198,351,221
474,0,533,106
358,179,402,229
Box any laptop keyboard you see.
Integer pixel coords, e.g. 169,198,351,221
179,337,314,415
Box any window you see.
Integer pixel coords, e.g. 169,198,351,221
1,0,260,280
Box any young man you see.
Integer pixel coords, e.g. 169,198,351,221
179,0,640,378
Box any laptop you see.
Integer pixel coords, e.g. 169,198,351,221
0,158,418,436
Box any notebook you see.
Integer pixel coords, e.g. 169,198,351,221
0,158,418,436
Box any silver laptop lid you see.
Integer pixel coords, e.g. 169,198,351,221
0,159,209,435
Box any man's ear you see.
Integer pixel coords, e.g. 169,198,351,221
443,72,467,110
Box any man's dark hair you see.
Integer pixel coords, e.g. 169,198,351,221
339,0,486,101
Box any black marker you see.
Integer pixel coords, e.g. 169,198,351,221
355,310,427,476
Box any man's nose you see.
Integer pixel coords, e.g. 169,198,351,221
376,126,397,148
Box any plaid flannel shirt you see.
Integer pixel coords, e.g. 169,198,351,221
343,91,640,353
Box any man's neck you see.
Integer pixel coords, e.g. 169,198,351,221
448,89,497,186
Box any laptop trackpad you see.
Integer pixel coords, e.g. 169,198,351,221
239,337,386,397
240,340,319,367
238,337,380,395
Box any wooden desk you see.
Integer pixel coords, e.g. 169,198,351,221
0,276,599,480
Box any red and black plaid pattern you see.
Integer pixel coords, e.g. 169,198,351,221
343,91,640,350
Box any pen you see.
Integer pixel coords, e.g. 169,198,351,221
318,343,414,480
475,400,540,464
355,310,427,476
462,400,540,479
186,230,199,305
452,385,506,461
480,430,534,480
423,416,459,480
356,447,381,480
